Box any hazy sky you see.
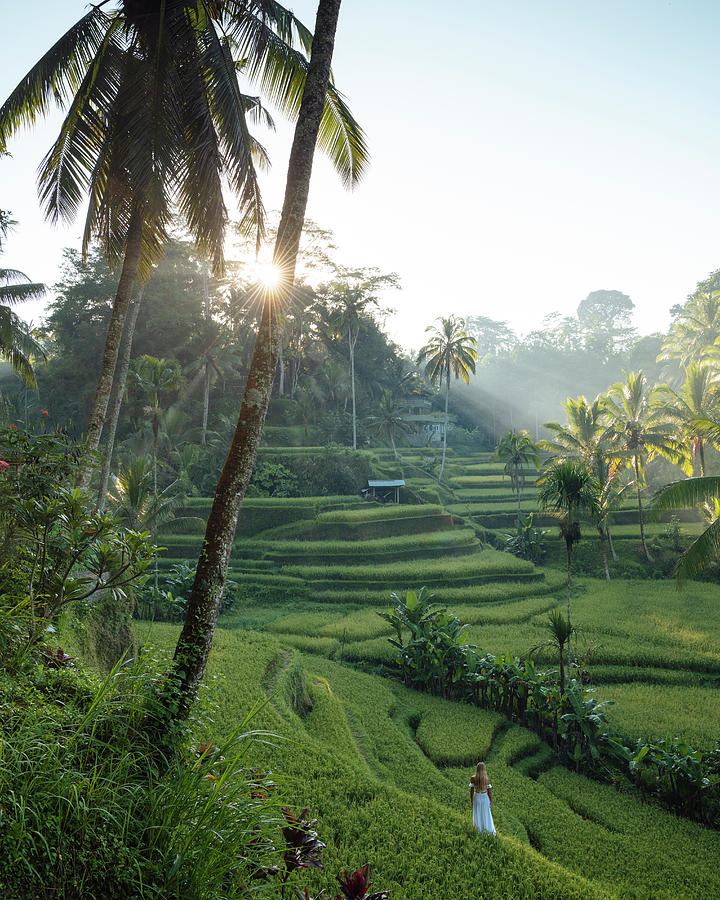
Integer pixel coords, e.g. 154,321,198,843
3,0,720,349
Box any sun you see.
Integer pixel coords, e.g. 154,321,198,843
253,259,282,289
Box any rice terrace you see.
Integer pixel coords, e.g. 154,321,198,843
1,1,720,898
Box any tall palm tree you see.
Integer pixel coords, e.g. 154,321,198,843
494,429,540,519
604,371,689,560
172,0,352,717
530,609,574,695
652,363,720,477
0,1,367,487
658,290,720,370
130,355,184,496
417,316,477,480
538,459,599,636
365,389,413,459
539,395,611,466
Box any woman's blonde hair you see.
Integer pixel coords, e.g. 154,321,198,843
471,761,490,791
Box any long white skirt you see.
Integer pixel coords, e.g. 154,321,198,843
472,789,496,834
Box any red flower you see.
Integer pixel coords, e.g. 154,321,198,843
0,460,9,470
40,409,49,416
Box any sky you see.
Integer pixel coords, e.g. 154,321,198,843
3,0,720,350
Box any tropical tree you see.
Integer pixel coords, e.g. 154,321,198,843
417,316,477,480
658,288,720,370
651,476,720,581
604,371,689,560
494,429,540,519
538,459,599,640
0,0,367,487
365,390,413,458
652,363,720,477
530,609,574,695
171,0,354,718
540,395,611,466
129,355,184,496
593,457,628,579
0,214,46,397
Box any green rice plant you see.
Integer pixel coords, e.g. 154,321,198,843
234,527,478,564
318,504,444,523
275,634,341,656
594,683,720,750
286,549,536,583
310,574,566,605
413,700,505,766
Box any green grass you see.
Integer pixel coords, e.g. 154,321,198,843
317,503,445,522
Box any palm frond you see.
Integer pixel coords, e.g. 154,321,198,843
0,8,111,148
674,516,720,582
651,476,720,517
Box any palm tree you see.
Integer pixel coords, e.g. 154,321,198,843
604,371,689,560
593,457,629,579
130,355,184,496
365,390,413,459
108,455,183,534
494,429,540,519
658,290,720,370
417,316,477,480
172,0,353,718
530,609,574,695
0,217,46,395
538,459,599,637
539,395,611,466
1,1,367,487
652,363,720,477
651,476,720,581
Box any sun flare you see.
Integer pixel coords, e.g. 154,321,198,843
253,259,282,289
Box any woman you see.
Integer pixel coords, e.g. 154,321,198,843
469,761,496,835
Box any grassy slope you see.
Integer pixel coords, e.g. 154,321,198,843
137,622,720,899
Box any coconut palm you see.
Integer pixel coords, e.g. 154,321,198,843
130,355,184,496
652,363,720,477
604,371,689,560
417,316,477,480
652,476,720,581
494,429,540,519
538,459,599,637
366,390,413,458
172,0,354,717
0,216,46,394
539,395,611,466
658,290,720,370
0,1,367,486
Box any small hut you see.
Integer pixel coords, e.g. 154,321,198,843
362,479,405,504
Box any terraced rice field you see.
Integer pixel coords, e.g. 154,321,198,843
137,622,720,899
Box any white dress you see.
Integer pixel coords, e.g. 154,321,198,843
470,782,496,834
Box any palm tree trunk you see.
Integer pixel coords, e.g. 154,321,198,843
349,327,357,450
439,374,449,480
566,543,573,678
515,465,522,520
635,456,653,560
598,525,611,580
97,289,144,511
77,201,145,491
607,524,618,561
169,0,343,720
278,342,285,395
201,261,211,446
699,439,706,477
